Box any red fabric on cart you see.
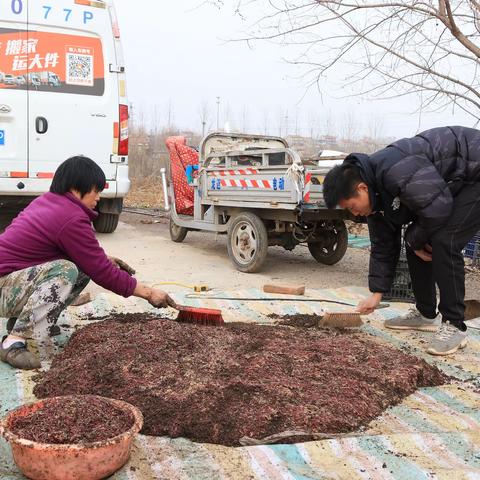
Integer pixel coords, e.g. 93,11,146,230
165,136,198,216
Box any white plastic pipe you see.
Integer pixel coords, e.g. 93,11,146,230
160,167,170,212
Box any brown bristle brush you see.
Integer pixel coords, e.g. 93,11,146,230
318,304,389,328
319,311,364,328
174,304,224,326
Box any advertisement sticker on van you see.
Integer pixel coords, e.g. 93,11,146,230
0,28,104,96
0,130,5,146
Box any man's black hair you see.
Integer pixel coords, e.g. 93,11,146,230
50,156,106,197
323,164,364,209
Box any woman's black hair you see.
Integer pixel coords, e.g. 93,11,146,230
50,156,106,197
323,164,363,209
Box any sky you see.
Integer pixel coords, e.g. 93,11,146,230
113,1,475,139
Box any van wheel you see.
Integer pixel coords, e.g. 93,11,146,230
308,220,348,265
170,218,188,242
227,212,268,273
93,213,120,234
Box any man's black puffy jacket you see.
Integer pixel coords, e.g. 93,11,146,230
344,126,480,293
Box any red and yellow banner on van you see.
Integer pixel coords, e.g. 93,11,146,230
0,28,105,95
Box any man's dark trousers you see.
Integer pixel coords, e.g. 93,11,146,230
406,183,480,331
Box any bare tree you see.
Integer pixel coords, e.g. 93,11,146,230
340,111,359,150
322,109,336,137
223,102,233,131
165,98,175,132
262,109,270,135
368,114,386,149
294,107,301,136
134,105,147,135
198,100,211,137
242,105,250,132
307,109,319,139
275,106,285,136
221,1,480,122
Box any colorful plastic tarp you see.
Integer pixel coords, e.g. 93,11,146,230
1,287,479,479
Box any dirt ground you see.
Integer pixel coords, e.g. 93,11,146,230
0,207,478,299
88,212,480,301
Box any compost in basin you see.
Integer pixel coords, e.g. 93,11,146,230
9,396,134,444
33,314,446,447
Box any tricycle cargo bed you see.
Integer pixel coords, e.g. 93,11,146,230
164,133,353,272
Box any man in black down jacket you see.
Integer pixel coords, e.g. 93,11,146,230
323,126,480,356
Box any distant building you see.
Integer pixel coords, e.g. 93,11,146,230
286,134,321,159
317,135,339,149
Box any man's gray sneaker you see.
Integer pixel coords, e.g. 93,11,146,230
426,323,468,356
0,336,41,370
384,309,441,332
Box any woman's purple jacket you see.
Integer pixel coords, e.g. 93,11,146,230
0,192,137,297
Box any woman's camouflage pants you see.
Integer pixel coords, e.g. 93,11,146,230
0,260,89,339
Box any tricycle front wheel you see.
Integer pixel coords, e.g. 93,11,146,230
227,212,268,273
169,218,188,243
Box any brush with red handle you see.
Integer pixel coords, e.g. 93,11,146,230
167,297,224,326
111,257,224,327
175,304,224,326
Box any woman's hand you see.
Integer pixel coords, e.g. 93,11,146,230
133,284,177,309
148,289,177,309
108,256,136,275
356,292,383,314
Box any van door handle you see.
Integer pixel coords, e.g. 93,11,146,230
35,116,48,134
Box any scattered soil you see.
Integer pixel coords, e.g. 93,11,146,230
465,299,480,320
33,314,446,447
10,396,134,444
268,313,320,328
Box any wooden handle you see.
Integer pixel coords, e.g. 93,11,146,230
263,284,305,296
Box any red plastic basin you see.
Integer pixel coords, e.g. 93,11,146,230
0,395,143,480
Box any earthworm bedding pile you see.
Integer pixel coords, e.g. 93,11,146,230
269,313,320,329
10,396,134,444
33,314,446,446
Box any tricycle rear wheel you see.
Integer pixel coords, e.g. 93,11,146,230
308,220,348,265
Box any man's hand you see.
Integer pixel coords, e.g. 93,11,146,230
108,256,136,275
356,292,383,315
414,244,432,262
148,288,178,309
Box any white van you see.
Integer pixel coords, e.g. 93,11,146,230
0,0,129,233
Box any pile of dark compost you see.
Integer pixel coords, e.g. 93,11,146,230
33,314,445,446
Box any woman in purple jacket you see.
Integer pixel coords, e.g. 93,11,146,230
0,156,174,370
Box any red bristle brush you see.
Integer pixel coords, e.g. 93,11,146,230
174,304,224,326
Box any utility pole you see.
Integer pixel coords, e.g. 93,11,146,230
216,96,221,131
167,99,172,132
